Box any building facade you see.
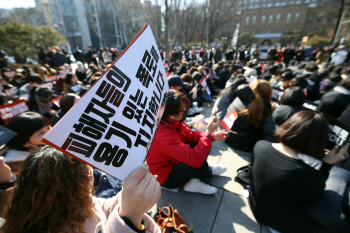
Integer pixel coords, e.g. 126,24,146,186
218,0,341,45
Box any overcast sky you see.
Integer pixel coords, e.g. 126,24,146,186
0,0,36,9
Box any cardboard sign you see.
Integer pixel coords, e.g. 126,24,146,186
3,71,16,79
219,110,238,131
43,24,169,181
324,114,350,150
0,100,29,123
4,87,18,98
46,75,57,82
199,77,207,87
0,126,17,146
52,95,63,107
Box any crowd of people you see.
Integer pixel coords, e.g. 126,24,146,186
0,41,350,233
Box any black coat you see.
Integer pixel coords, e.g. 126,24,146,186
318,87,350,119
272,105,300,126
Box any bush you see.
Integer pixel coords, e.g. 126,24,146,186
307,35,331,48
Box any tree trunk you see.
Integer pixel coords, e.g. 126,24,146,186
165,0,169,60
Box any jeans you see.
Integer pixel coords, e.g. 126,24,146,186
195,91,213,103
162,161,212,189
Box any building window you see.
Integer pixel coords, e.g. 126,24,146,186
254,5,259,8
309,15,313,22
294,12,300,23
250,0,254,3
281,2,286,6
249,5,254,9
261,15,266,24
276,14,281,24
305,0,310,3
261,3,266,7
269,14,273,24
252,29,255,34
275,2,280,6
274,29,279,33
267,3,272,7
284,28,288,34
292,28,296,33
327,13,332,22
289,1,295,4
266,29,270,33
246,16,250,25
286,13,291,23
260,29,264,33
255,0,259,2
296,0,302,4
252,15,257,25
317,14,323,22
306,28,310,35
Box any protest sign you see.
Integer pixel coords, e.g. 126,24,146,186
0,100,29,123
271,87,284,103
219,110,238,131
324,114,350,150
0,125,17,146
3,71,16,79
4,87,18,98
52,95,63,107
43,24,169,181
46,75,57,82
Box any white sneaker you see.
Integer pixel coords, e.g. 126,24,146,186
210,164,227,176
183,178,217,194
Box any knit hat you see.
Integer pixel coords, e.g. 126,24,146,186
168,75,183,88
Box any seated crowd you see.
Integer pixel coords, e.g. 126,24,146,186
0,43,350,233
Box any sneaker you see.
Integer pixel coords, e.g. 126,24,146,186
210,164,227,176
183,178,217,194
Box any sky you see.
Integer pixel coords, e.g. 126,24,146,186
0,0,36,9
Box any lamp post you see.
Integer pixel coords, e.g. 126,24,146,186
235,0,244,59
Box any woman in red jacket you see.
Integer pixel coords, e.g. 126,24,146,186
146,90,227,194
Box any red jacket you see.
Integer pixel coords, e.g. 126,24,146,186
146,118,214,184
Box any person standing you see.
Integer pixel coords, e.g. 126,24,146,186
73,46,85,63
252,47,260,61
214,45,223,63
52,46,66,68
225,46,234,61
184,47,190,62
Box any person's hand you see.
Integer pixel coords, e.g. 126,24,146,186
119,163,161,228
323,146,345,164
0,156,13,183
214,131,228,141
206,116,219,133
49,110,56,116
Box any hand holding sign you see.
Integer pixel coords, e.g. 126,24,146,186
323,146,345,164
119,163,161,228
206,116,219,133
214,131,228,141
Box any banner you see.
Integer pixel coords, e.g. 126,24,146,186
219,110,238,131
3,71,16,79
0,100,29,123
43,24,169,181
324,114,350,150
4,87,18,98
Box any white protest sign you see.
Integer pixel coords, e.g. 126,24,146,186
43,24,169,180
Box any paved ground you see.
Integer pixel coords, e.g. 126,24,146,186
152,104,272,233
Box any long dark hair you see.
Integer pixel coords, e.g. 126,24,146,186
1,146,94,233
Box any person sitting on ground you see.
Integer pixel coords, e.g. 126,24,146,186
52,93,80,126
249,111,344,233
211,74,247,121
1,112,51,171
272,86,306,126
0,146,161,233
146,90,228,194
18,73,42,100
317,79,350,119
64,72,83,95
225,80,276,152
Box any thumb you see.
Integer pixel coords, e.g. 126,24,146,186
125,163,149,186
0,157,5,167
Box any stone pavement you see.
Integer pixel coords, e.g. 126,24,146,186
152,105,272,233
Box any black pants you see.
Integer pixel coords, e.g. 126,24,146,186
162,161,212,189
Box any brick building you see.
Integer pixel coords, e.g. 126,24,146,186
218,0,341,45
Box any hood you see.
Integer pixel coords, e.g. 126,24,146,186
236,84,254,103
